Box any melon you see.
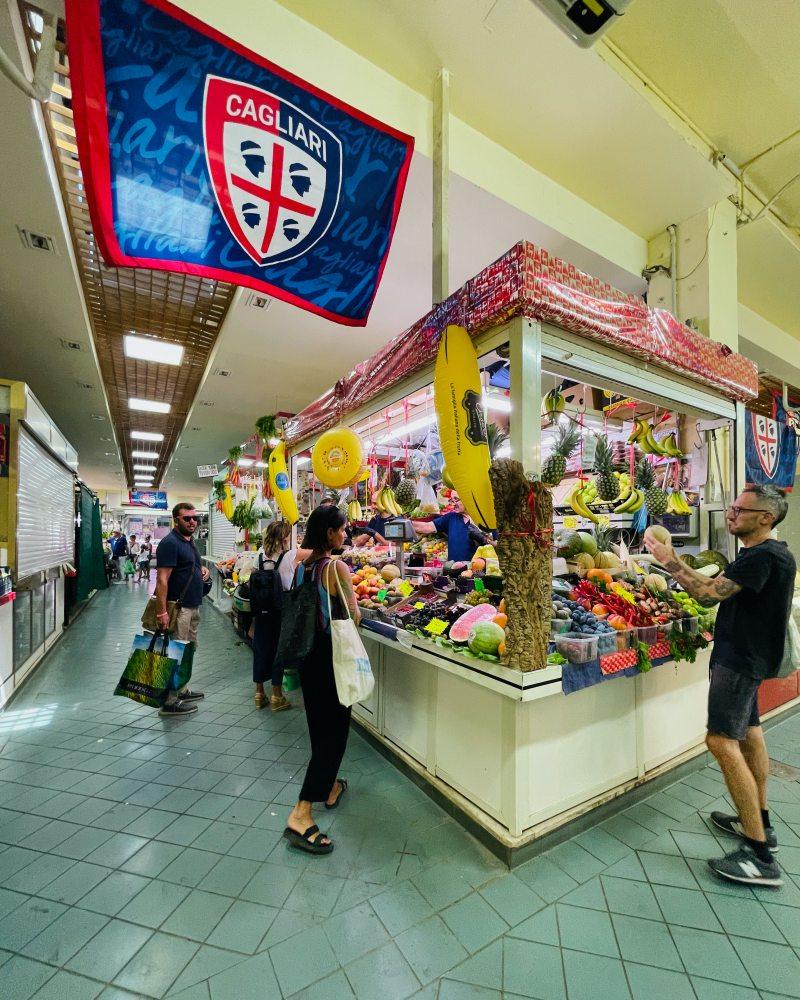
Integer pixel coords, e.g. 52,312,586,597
696,549,729,571
450,603,499,643
679,553,697,569
554,529,583,559
594,551,621,570
381,564,400,582
644,573,668,593
645,525,671,546
577,532,598,556
574,553,595,577
468,621,505,656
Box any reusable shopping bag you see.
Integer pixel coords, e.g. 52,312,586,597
326,562,374,707
122,558,135,576
114,630,189,707
274,560,323,670
776,613,800,679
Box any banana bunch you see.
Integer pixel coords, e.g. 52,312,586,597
666,490,692,515
374,486,401,516
628,420,684,459
222,484,235,521
613,488,644,513
567,483,600,523
347,500,364,521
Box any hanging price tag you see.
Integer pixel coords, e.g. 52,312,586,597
597,515,611,527
474,579,485,592
398,580,414,597
562,516,579,529
425,618,448,635
414,602,425,609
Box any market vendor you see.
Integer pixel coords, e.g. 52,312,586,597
352,512,389,547
412,494,492,562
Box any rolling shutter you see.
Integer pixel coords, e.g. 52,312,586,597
208,496,237,557
16,427,75,580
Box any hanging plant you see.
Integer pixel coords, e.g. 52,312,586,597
487,422,509,460
255,414,278,443
228,445,243,464
212,481,227,503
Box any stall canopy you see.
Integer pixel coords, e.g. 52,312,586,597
284,242,759,446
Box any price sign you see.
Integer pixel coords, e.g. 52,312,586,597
562,516,579,529
399,580,414,597
474,579,485,592
425,618,448,635
597,515,611,527
377,589,388,601
414,602,425,609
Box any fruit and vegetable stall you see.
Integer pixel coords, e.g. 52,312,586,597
281,243,765,854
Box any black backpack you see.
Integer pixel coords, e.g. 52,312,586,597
248,551,286,615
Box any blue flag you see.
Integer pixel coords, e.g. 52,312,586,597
745,393,798,491
67,0,414,325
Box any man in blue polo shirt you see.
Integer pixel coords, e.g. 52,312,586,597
155,502,210,717
412,494,491,562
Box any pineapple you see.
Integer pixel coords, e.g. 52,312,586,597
395,476,418,508
541,421,580,486
593,434,620,501
635,458,668,515
592,522,614,554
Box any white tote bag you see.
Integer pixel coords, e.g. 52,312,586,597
326,562,374,707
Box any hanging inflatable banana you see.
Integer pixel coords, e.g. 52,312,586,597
311,426,364,489
268,440,299,525
433,325,496,530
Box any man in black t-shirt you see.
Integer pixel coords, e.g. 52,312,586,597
155,502,211,717
646,485,795,888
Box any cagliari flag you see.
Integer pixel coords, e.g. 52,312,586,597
66,0,414,325
745,392,798,491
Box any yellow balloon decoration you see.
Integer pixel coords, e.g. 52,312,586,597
268,440,299,525
311,426,364,489
433,325,496,530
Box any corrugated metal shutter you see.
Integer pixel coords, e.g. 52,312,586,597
208,496,237,557
16,428,75,579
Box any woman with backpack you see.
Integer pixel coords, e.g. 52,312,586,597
251,521,296,710
283,504,360,854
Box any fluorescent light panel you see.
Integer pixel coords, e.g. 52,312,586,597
129,398,170,414
132,430,164,441
131,450,159,459
133,464,157,471
124,334,184,366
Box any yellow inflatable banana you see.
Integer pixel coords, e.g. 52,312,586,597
222,484,235,521
433,325,496,530
311,426,364,489
268,441,299,525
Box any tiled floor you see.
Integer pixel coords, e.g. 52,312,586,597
1,585,800,999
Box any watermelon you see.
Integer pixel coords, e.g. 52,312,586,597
554,529,582,559
696,550,729,571
449,603,498,642
578,532,598,556
468,621,505,656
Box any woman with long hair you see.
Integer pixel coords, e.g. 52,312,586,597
252,521,295,710
284,504,359,854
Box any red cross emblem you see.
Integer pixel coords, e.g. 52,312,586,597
752,413,780,478
203,77,342,267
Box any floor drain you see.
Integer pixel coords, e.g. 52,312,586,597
769,759,800,780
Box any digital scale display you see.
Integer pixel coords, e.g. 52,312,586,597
383,519,416,541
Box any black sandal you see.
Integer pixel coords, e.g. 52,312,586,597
325,778,348,810
283,824,334,854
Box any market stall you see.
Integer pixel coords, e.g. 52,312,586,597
281,242,775,855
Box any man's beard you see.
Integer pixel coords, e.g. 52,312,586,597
177,524,195,537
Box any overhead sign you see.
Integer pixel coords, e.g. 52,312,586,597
66,0,414,326
128,490,168,510
197,465,219,478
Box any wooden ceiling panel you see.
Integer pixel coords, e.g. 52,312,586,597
20,3,235,490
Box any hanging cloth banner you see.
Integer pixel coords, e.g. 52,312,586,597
745,391,798,491
66,0,414,326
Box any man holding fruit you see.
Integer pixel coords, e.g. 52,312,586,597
645,485,795,888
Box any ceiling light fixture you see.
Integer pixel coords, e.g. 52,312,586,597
129,398,171,414
377,414,436,444
484,393,511,413
124,334,184,366
131,450,159,459
238,458,255,467
133,464,157,471
131,430,164,442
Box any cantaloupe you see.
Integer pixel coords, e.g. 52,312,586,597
450,604,499,642
645,525,671,546
574,553,595,577
381,564,400,582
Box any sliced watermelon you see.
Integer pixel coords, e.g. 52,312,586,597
449,603,498,643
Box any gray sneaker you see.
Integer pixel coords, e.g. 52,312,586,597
708,846,783,887
158,701,198,717
710,811,778,853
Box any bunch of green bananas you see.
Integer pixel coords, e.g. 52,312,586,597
666,490,692,515
628,420,684,459
347,500,364,521
613,488,644,513
374,487,401,515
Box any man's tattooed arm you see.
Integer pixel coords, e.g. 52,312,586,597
660,555,742,603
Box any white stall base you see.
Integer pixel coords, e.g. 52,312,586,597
357,630,717,851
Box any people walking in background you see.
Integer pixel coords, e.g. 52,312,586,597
136,534,153,583
127,535,139,580
251,521,296,711
646,485,795,887
109,529,128,582
154,503,210,717
284,505,359,854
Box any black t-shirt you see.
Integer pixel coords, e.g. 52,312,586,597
156,530,203,609
711,539,796,680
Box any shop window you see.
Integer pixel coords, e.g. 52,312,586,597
13,590,32,670
44,580,56,638
31,585,45,654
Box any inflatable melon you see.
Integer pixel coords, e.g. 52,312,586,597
450,603,498,643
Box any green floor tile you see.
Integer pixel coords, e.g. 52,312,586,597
637,851,698,889
345,940,419,1000
600,876,661,920
611,913,682,970
506,904,560,947
120,839,184,878
287,968,356,999
370,882,434,936
447,940,503,989
0,955,56,1000
624,962,694,1000
730,935,800,997
238,861,301,908
117,878,190,928
707,891,786,942
763,901,800,947
438,981,501,999
165,944,246,995
556,903,618,958
562,950,629,1000
513,857,578,902
561,876,607,911
0,895,67,951
479,875,546,927
270,925,339,996
31,969,105,1000
396,914,468,984
322,901,389,966
441,892,509,954
21,906,108,965
546,842,606,883
66,919,152,982
670,925,752,986
602,854,647,882
114,932,198,997
574,828,632,866
503,937,564,998
159,848,222,888
690,977,760,1000
207,898,278,953
162,889,232,941
411,863,474,910
207,950,282,1000
76,871,150,916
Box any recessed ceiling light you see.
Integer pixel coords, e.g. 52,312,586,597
134,464,157,471
129,398,170,414
131,450,159,459
91,413,105,421
132,430,164,442
124,334,184,366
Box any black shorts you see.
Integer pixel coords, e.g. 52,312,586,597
707,663,761,740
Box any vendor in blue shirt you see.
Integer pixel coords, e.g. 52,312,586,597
352,512,389,547
412,494,491,562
